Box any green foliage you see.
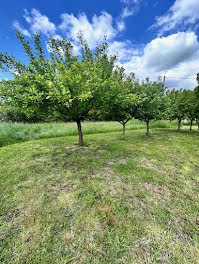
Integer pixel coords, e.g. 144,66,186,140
47,35,117,145
167,89,187,120
167,89,198,121
196,73,199,86
0,32,54,122
95,70,140,139
134,77,167,135
185,90,198,120
166,89,199,131
0,31,198,141
194,74,199,125
98,72,138,121
0,32,118,145
135,78,166,122
0,78,52,122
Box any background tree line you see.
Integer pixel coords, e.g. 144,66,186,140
0,32,199,145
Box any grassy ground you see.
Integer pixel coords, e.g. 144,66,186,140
0,120,177,147
0,126,199,263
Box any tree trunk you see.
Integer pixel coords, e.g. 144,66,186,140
197,120,199,130
146,120,149,136
190,119,193,131
178,119,181,132
121,123,126,140
76,120,83,146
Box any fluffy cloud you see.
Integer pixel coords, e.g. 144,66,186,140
24,8,56,35
119,32,199,89
13,8,56,36
13,21,31,37
12,8,198,90
116,20,126,32
59,12,116,49
143,32,199,71
108,40,143,62
13,9,118,55
121,7,135,18
152,0,199,35
14,9,116,46
117,0,142,32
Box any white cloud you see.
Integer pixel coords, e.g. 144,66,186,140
24,8,56,35
117,6,135,32
121,7,135,18
119,32,199,89
162,59,199,90
143,32,199,71
117,0,142,32
116,20,126,32
11,8,199,90
59,12,116,49
108,40,143,61
13,21,31,37
152,0,199,35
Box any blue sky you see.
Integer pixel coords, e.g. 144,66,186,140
0,0,199,89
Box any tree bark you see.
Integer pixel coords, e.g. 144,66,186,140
178,119,181,132
146,120,149,136
76,120,83,146
121,123,126,140
190,119,193,131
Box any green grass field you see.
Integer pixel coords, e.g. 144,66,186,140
0,120,177,147
0,122,199,263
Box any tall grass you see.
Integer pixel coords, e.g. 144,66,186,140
0,120,179,147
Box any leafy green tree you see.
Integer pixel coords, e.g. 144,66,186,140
185,90,198,130
97,70,139,140
196,111,199,130
0,78,52,123
196,73,199,86
0,32,117,145
135,77,166,135
194,74,199,130
46,36,116,145
167,89,191,132
0,32,54,122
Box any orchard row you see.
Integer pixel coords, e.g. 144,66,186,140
0,32,199,145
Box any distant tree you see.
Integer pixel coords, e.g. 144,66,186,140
97,70,139,140
196,110,199,130
0,32,117,145
194,74,199,130
135,77,167,135
167,89,191,132
196,73,199,86
185,90,198,130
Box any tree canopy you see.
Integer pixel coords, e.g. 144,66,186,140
96,70,140,139
0,32,118,145
0,31,199,144
134,77,167,135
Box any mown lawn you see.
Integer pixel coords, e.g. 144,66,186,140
0,127,199,263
